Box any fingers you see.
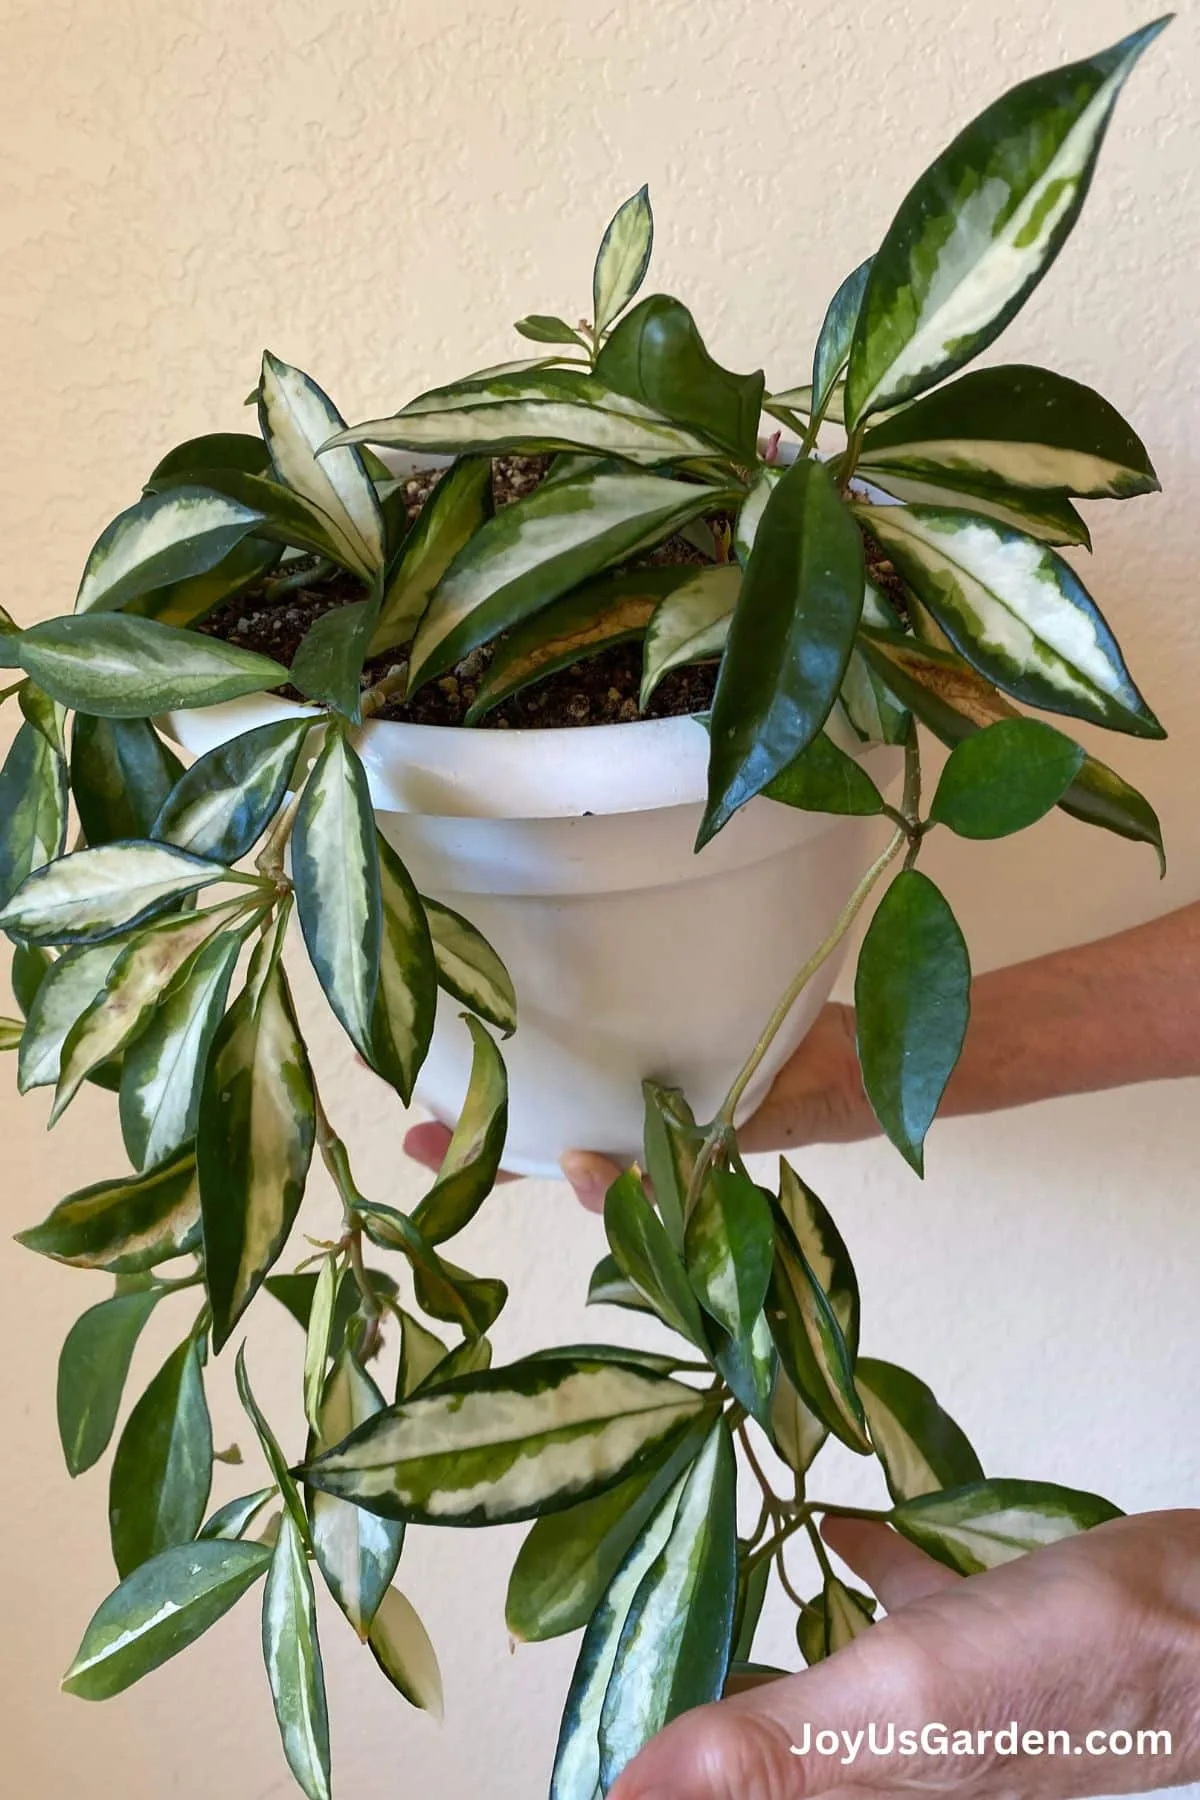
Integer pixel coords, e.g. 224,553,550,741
821,1517,960,1611
560,1149,621,1213
737,1004,877,1153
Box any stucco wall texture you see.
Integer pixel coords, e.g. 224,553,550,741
1,2,1198,1796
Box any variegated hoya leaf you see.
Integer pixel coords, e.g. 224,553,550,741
309,1350,404,1638
395,1309,449,1401
465,572,659,721
17,1150,201,1274
292,729,381,1058
769,1371,828,1477
858,465,1091,547
777,1159,859,1352
368,833,437,1103
370,455,494,657
17,937,130,1090
593,185,655,333
421,895,517,1036
262,1509,332,1800
515,314,590,349
302,1356,710,1526
0,840,242,948
259,350,385,578
732,464,783,568
0,721,68,909
368,1586,444,1717
640,564,741,709
302,1258,339,1434
108,1336,213,1578
150,465,358,569
18,679,67,756
856,1357,984,1503
13,613,287,718
74,485,265,615
355,1198,507,1340
892,1478,1122,1575
684,1168,774,1343
411,1332,492,1395
640,1080,703,1253
811,257,873,425
152,717,312,864
410,1015,507,1244
235,1346,312,1543
766,1204,870,1454
199,1487,277,1542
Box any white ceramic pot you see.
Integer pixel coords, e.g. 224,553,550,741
168,692,898,1176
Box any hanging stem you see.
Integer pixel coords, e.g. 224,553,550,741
805,1512,835,1582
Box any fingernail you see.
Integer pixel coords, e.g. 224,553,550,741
559,1151,609,1213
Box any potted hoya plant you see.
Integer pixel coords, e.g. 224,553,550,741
0,18,1174,1800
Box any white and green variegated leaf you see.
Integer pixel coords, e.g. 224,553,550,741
198,919,316,1350
769,1372,828,1476
856,1357,984,1503
464,572,659,721
858,364,1158,499
766,1204,870,1454
52,899,255,1120
303,1258,339,1435
302,1356,710,1526
825,1577,877,1656
411,1015,507,1245
62,1539,272,1700
550,1468,688,1800
395,1309,449,1401
152,718,312,864
414,1333,493,1393
586,1253,656,1316
259,350,384,578
766,383,847,426
310,1350,404,1637
327,368,720,467
0,722,68,909
370,456,494,656
17,938,129,1090
262,1509,332,1800
57,1287,162,1476
812,258,873,424
292,730,381,1058
408,466,733,688
845,21,1170,425
355,1199,507,1340
684,1168,774,1343
75,486,265,615
0,840,240,948
421,895,516,1035
598,1422,738,1789
712,1309,775,1427
733,464,783,569
777,1159,859,1352
593,186,655,333
854,504,1161,736
367,1586,443,1716
640,564,740,709
119,930,245,1169
199,1487,277,1542
13,614,287,718
892,1478,1122,1575
859,467,1091,548
368,833,437,1103
18,1149,200,1274
838,579,911,746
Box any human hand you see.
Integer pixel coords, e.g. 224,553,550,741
402,1002,878,1209
609,1508,1200,1799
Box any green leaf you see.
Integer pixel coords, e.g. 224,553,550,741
731,1547,772,1664
235,1345,311,1542
10,939,51,1015
199,1487,276,1541
368,833,437,1103
859,466,1091,547
856,1357,983,1503
18,1149,200,1274
0,838,237,948
598,1421,738,1789
422,895,516,1035
18,680,67,756
516,314,590,348
62,1539,271,1699
892,1478,1122,1575
702,457,864,844
409,467,733,689
711,1310,775,1426
71,716,184,848
74,486,265,615
17,938,128,1090
812,257,873,424
595,293,765,464
302,1355,710,1525
356,1197,506,1337
124,536,282,629
464,572,659,721
604,1170,707,1345
14,613,287,718
152,717,311,864
0,1015,21,1050
930,716,1085,838
685,1168,774,1342
56,1288,161,1476
0,721,68,909
119,933,243,1168
147,432,271,487
259,349,385,578
858,364,1158,499
593,186,655,332
762,731,884,816
766,1203,870,1455
506,1423,707,1643
586,1252,656,1316
855,870,971,1173
367,1587,444,1715
769,1372,828,1477
410,1016,508,1243
844,20,1170,425
292,730,381,1057
289,597,380,722
395,1309,449,1400
804,1578,877,1662
641,1080,703,1252
639,564,741,710
308,1350,404,1637
330,367,722,467
109,1336,212,1577
198,921,316,1349
262,1509,332,1800
303,1258,339,1434
369,455,494,657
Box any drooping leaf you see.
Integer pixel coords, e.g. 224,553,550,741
367,832,437,1103
18,1149,200,1274
411,1015,507,1244
684,1168,774,1343
74,486,265,615
777,1159,859,1351
356,1199,507,1339
259,349,385,577
147,432,271,487
702,457,865,844
844,20,1170,425
71,716,184,847
108,1336,213,1577
56,1288,161,1476
198,920,316,1349
811,257,873,425
639,564,741,710
199,1488,277,1542
262,1508,332,1800
309,1350,404,1637
395,1309,449,1401
0,721,68,909
235,1345,311,1542
516,314,590,349
370,455,494,656
892,1478,1122,1575
855,870,971,1173
856,1357,984,1503
13,613,288,718
641,1081,703,1252
151,716,311,864
604,1170,707,1346
302,1258,339,1434
17,937,129,1090
367,1586,444,1715
762,731,884,816
465,572,658,721
586,1253,656,1316
124,536,282,629
301,1355,710,1525
859,465,1091,547
930,717,1085,838
62,1539,271,1700
292,729,381,1057
593,186,655,333
422,895,516,1035
595,294,765,464
769,1372,828,1477
409,467,733,689
598,1421,738,1789
766,1200,870,1455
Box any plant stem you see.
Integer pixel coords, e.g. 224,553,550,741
360,663,410,718
313,1088,384,1353
745,1514,806,1575
737,1421,785,1518
775,1549,819,1617
805,1512,835,1582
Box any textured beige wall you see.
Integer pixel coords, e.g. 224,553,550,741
1,1,1198,1796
